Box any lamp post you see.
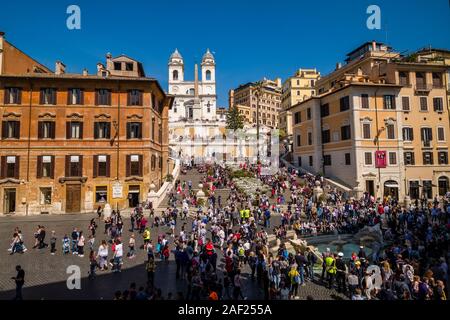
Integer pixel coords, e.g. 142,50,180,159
255,82,262,164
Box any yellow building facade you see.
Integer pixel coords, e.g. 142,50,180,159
291,42,450,202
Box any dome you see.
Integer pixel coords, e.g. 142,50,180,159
202,48,215,63
169,48,183,62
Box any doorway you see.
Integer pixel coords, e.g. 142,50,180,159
3,188,16,214
384,180,399,200
365,180,375,197
128,185,140,208
66,184,81,213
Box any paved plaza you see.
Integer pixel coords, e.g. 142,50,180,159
0,169,348,300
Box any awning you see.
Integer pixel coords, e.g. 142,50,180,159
384,182,399,188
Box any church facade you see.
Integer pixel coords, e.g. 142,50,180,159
168,49,226,164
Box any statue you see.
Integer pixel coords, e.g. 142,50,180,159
313,180,323,203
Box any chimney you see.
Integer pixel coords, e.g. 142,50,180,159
55,61,66,75
97,63,104,73
106,53,113,70
336,62,342,70
372,41,377,51
82,68,88,76
276,77,282,88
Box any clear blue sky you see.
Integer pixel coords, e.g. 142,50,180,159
1,0,449,107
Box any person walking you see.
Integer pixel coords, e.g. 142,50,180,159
12,265,25,300
128,234,136,259
113,239,123,273
50,231,57,255
288,265,300,299
97,240,109,271
77,231,85,257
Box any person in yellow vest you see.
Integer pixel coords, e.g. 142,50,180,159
240,209,245,224
143,228,151,250
244,208,250,220
325,254,337,289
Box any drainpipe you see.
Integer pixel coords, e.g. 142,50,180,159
374,87,381,200
116,81,121,212
25,77,33,216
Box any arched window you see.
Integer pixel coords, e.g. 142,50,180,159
173,70,178,80
205,70,211,81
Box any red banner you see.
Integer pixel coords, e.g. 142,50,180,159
375,151,387,168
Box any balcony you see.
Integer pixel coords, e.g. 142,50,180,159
422,140,432,148
414,83,433,94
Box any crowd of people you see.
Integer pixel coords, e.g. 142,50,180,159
6,161,450,301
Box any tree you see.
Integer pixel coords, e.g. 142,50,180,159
226,106,244,131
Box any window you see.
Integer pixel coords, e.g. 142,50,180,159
420,97,428,111
340,96,350,111
364,152,373,165
38,121,55,139
361,94,369,109
66,155,82,177
404,152,415,165
432,73,442,88
383,95,396,110
296,134,301,147
433,97,443,112
438,177,449,196
66,121,83,139
205,70,211,81
151,155,156,171
322,130,330,143
345,153,351,165
294,112,301,124
126,63,134,71
173,70,178,80
94,155,110,178
114,62,122,70
158,122,163,144
127,155,143,177
341,125,351,140
95,186,108,203
96,89,111,106
423,180,433,199
437,127,445,142
4,87,22,104
438,151,448,165
0,156,19,179
401,97,410,111
151,118,155,140
421,127,433,147
2,121,20,139
94,122,111,139
402,127,414,142
423,152,433,165
68,88,83,105
40,188,52,205
37,155,54,179
298,157,302,167
127,122,142,139
323,155,332,166
399,72,409,85
320,104,329,117
409,181,420,199
386,124,395,139
389,152,397,165
40,88,56,105
362,123,371,139
309,156,313,167
308,132,312,145
416,72,426,88
128,90,143,106
307,108,311,120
